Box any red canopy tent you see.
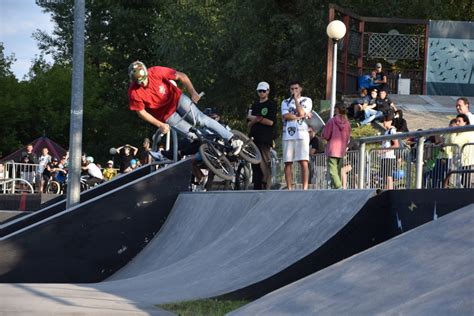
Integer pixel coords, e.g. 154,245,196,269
0,136,67,163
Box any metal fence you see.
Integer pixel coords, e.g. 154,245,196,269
2,126,473,194
273,125,474,190
1,162,39,194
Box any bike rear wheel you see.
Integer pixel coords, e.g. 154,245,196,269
231,130,262,164
199,143,235,181
46,181,61,194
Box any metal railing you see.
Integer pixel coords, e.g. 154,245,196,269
273,125,474,190
1,162,41,193
1,178,35,194
358,125,474,189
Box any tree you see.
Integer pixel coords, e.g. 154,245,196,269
0,43,22,156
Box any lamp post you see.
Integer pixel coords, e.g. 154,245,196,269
66,0,85,209
326,20,347,119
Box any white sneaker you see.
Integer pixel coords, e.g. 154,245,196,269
187,132,198,143
149,151,164,161
230,138,243,155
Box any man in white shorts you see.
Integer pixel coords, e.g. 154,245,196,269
281,81,313,190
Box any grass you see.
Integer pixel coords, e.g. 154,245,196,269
158,299,250,316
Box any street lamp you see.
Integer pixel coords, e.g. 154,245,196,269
326,20,347,118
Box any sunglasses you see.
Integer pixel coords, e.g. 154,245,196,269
257,90,267,93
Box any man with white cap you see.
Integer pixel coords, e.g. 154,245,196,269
247,81,277,190
103,160,117,181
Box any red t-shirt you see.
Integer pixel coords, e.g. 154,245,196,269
128,66,182,122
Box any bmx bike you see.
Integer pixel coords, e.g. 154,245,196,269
193,127,261,181
152,94,262,182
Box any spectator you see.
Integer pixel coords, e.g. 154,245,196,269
350,88,370,120
37,147,52,192
59,155,68,169
376,90,397,116
341,139,360,189
20,144,38,164
247,81,277,190
373,62,387,91
138,138,152,165
308,127,326,187
281,81,313,190
49,157,67,183
103,160,117,181
62,150,69,168
392,109,409,133
81,153,89,174
42,156,59,193
432,119,457,188
116,144,138,173
20,155,35,185
127,61,242,157
452,114,474,187
455,97,473,125
309,127,326,156
322,103,352,189
124,159,139,173
81,156,104,186
360,89,382,125
380,114,399,190
54,156,68,185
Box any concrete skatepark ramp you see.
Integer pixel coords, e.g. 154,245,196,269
0,190,375,314
0,161,171,237
0,189,473,314
230,203,474,316
0,160,192,283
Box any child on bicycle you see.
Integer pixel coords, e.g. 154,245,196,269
127,61,243,160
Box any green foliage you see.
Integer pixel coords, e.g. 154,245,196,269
351,122,379,139
158,299,249,316
1,0,470,161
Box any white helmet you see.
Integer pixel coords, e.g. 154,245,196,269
86,156,94,163
128,61,148,85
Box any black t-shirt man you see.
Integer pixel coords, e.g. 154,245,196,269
249,99,277,146
20,151,38,164
118,149,134,173
375,71,386,90
376,97,393,116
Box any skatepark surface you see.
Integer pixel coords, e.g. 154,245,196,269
0,190,374,314
230,203,474,316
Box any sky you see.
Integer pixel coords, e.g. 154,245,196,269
0,0,55,80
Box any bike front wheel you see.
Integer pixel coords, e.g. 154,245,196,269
199,143,235,181
231,130,262,164
46,181,61,194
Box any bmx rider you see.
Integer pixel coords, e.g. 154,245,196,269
127,61,243,160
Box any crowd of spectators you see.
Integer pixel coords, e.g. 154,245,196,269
1,135,160,194
2,63,472,193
